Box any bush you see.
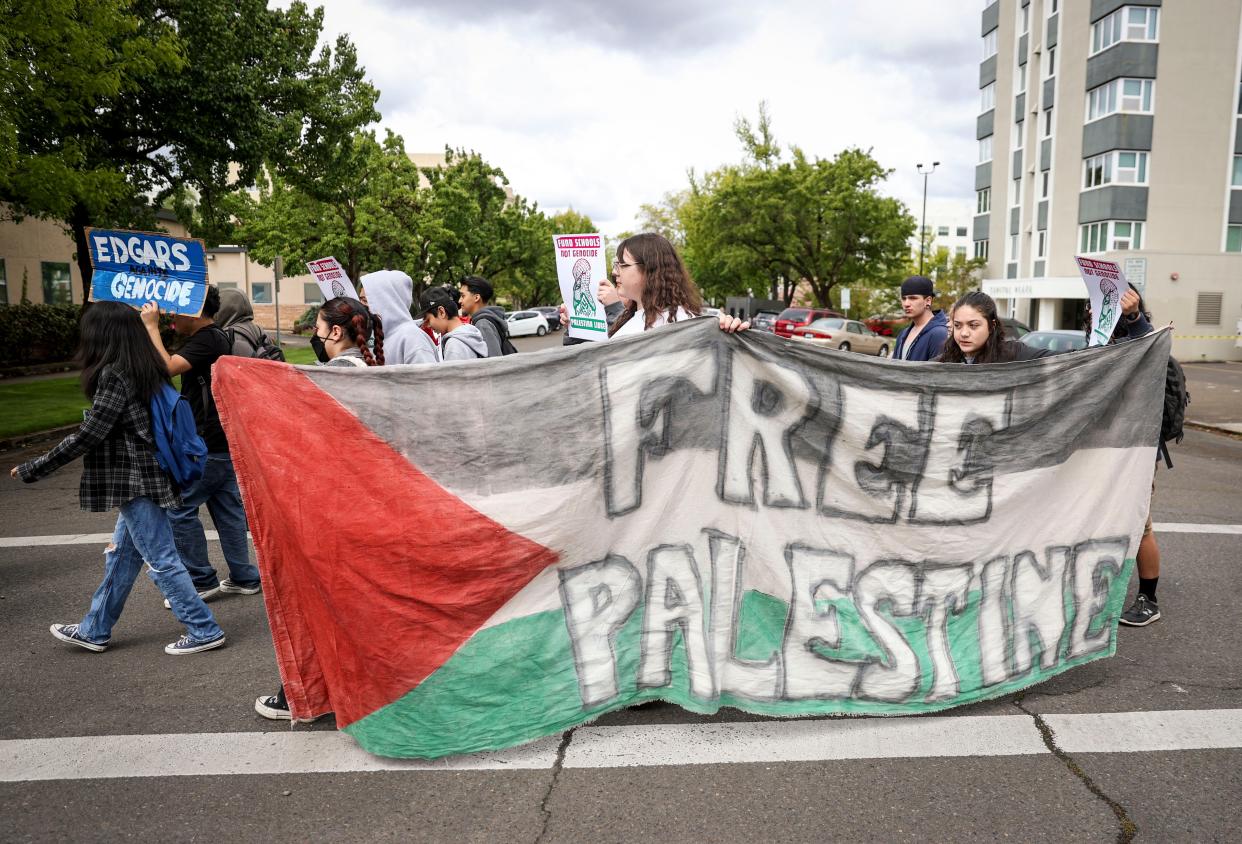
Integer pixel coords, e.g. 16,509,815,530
293,305,319,334
0,304,82,365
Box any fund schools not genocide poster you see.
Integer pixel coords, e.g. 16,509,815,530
214,320,1170,759
554,234,609,342
86,228,209,316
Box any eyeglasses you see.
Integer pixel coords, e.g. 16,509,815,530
613,260,640,270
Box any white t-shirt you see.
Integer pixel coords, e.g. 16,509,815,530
610,307,697,339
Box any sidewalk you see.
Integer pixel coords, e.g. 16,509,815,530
1182,361,1242,434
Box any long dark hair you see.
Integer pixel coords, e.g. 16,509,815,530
319,297,385,366
1083,282,1149,343
939,291,1010,364
608,232,703,337
77,302,170,403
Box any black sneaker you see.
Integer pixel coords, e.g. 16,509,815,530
219,579,262,595
255,689,290,720
1120,594,1161,627
50,623,109,652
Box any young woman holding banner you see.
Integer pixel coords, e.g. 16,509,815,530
8,302,226,655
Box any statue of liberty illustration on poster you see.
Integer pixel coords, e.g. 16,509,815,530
554,234,609,342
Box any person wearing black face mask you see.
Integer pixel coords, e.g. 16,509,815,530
308,297,384,367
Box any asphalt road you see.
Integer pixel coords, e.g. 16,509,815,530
0,339,1239,842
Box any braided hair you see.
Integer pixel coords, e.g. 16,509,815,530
318,297,385,366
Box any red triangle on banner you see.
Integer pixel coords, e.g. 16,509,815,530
213,357,559,727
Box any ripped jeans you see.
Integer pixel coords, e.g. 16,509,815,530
77,496,224,643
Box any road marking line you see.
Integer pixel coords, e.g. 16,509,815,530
2,709,1239,781
1151,523,1242,535
4,524,1240,549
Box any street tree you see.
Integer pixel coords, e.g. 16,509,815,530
0,0,378,300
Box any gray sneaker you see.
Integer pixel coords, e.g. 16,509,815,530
219,579,261,595
1120,594,1161,627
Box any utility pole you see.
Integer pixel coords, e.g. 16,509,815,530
273,255,283,350
917,161,940,276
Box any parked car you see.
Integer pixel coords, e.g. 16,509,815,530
774,307,843,338
791,318,891,356
532,306,562,330
751,310,780,332
701,306,721,317
1000,317,1031,338
864,313,907,337
506,310,549,337
1020,330,1087,353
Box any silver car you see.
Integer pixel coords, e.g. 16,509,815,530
792,318,891,356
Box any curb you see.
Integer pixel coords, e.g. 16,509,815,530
1186,421,1242,440
0,424,80,454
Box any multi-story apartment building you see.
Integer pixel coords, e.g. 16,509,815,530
974,0,1242,361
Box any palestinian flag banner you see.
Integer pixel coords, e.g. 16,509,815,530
213,319,1170,759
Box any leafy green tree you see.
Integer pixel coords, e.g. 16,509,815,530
0,0,378,300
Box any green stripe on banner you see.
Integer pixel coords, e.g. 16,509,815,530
345,560,1134,759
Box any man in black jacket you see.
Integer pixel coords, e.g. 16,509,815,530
458,276,514,356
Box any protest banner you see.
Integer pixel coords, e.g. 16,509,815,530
1075,257,1129,346
307,257,359,301
215,320,1169,760
86,228,209,316
554,234,609,341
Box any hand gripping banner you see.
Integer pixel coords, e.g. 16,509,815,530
213,320,1170,759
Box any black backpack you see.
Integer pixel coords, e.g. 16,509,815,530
471,311,518,356
229,326,286,362
1158,356,1190,468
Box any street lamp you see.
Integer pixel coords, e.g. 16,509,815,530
917,161,940,276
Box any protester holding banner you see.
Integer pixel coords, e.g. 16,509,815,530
939,292,1053,363
310,297,385,367
360,270,437,365
893,276,949,361
140,289,262,604
10,302,226,655
419,287,489,360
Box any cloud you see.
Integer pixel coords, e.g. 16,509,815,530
304,0,985,233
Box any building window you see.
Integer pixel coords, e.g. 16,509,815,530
937,226,950,237
1013,121,1024,150
1238,80,1242,115
1086,78,1153,122
251,282,272,304
1233,155,1242,186
981,82,995,113
1045,47,1056,78
1092,6,1159,55
1037,230,1047,258
956,226,968,237
1041,171,1050,198
974,239,990,260
1009,175,1021,208
1080,220,1145,253
1049,0,1058,15
983,28,998,59
1017,62,1027,93
1084,151,1149,188
977,188,991,214
1021,3,1030,34
1009,234,1020,260
1227,225,1242,253
1043,108,1054,138
303,283,324,305
0,259,7,304
41,262,72,305
1195,292,1223,326
956,246,968,258
979,135,993,163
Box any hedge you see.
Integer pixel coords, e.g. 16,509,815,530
0,304,180,366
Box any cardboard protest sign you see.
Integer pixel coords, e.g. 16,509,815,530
554,234,609,342
307,257,359,301
1075,257,1129,346
86,228,209,316
215,319,1169,760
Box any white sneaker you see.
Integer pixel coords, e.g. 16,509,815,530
165,633,226,655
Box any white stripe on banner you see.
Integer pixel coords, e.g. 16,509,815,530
3,709,1239,782
1,525,1237,550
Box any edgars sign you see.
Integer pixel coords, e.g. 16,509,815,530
86,228,210,316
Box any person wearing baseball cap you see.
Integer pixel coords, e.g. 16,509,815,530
893,275,949,361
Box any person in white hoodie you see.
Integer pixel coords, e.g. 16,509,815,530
418,287,489,361
359,270,439,364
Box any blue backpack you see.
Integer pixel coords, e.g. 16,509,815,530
149,383,208,487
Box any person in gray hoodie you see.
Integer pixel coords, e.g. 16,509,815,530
360,270,439,364
419,287,489,360
214,288,274,357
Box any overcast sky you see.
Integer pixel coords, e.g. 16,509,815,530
307,0,982,235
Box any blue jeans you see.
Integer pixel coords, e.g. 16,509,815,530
79,496,224,642
168,453,259,590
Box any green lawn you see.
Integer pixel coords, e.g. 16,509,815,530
0,345,313,440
